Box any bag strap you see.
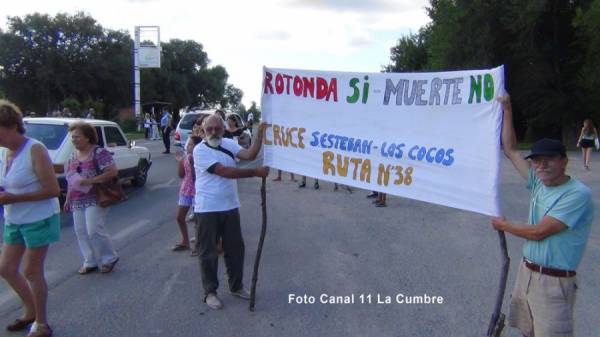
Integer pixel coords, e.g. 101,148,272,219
203,142,235,160
91,146,102,176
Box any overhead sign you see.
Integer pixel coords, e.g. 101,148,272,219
261,66,504,216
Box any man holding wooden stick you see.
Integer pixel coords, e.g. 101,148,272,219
193,115,269,310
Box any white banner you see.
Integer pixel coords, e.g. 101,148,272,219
261,66,504,216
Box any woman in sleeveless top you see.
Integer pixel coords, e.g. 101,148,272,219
173,114,208,255
0,100,59,337
63,122,119,275
577,118,598,170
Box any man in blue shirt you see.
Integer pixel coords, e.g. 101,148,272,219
492,95,593,337
160,109,173,154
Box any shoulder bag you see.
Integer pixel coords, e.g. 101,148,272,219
92,147,126,207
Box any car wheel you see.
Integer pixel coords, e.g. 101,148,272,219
132,160,149,187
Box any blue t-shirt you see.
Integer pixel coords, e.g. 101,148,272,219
523,169,593,270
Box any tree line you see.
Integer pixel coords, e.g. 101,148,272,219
0,12,255,121
385,0,600,143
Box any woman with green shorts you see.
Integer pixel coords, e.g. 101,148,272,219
0,100,60,337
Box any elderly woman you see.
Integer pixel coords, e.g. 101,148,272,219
63,122,120,275
0,100,59,337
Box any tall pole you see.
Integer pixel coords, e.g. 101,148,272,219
134,27,141,120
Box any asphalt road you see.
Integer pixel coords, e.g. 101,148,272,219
0,139,598,337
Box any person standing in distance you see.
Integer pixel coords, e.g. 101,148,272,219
193,115,269,310
491,95,593,337
161,109,173,154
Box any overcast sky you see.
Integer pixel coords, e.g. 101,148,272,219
2,0,430,107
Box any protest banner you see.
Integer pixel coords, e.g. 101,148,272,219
261,66,504,216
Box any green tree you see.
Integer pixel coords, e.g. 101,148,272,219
0,12,132,117
219,84,244,110
575,0,600,123
384,30,428,72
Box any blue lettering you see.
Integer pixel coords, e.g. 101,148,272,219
426,147,436,163
310,131,320,147
353,140,362,153
395,143,405,159
417,147,427,160
408,145,419,160
320,133,328,148
327,134,335,148
443,149,455,166
381,142,388,157
340,137,348,151
435,149,445,163
365,141,372,154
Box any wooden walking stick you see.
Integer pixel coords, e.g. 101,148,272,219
249,176,267,311
486,230,510,337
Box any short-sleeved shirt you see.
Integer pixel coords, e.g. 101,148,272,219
66,147,115,209
160,113,172,128
523,169,593,270
193,138,241,213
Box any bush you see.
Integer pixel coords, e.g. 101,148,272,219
120,118,138,133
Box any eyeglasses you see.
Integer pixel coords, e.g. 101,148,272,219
76,163,82,174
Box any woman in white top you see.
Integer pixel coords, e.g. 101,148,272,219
0,100,59,337
143,113,152,139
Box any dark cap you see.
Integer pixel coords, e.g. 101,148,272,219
525,138,566,159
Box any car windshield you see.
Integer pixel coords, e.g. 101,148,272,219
24,123,68,150
179,114,199,129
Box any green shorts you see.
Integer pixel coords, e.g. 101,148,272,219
3,214,61,248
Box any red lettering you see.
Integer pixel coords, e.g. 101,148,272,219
317,77,328,100
327,78,338,102
303,77,314,98
293,76,303,96
263,72,273,94
268,72,337,102
275,74,284,94
283,75,293,95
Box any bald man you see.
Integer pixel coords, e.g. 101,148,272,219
192,115,269,310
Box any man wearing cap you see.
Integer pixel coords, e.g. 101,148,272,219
492,95,593,337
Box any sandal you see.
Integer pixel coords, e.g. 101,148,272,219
100,258,119,274
171,244,190,252
77,266,98,275
26,323,52,337
190,249,199,257
6,317,35,331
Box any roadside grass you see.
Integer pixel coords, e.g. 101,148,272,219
126,131,145,140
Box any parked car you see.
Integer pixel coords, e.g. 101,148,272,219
174,109,252,149
173,110,214,148
22,117,153,200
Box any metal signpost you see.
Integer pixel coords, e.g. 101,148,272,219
133,26,161,120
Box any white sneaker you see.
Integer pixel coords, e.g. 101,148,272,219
230,288,251,300
205,293,223,310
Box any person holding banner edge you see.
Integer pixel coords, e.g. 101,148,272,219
491,95,593,337
193,114,269,310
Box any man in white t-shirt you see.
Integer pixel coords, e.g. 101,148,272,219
193,114,268,310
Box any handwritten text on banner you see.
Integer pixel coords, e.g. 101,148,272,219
261,66,504,216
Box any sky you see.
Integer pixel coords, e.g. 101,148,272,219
2,0,431,107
